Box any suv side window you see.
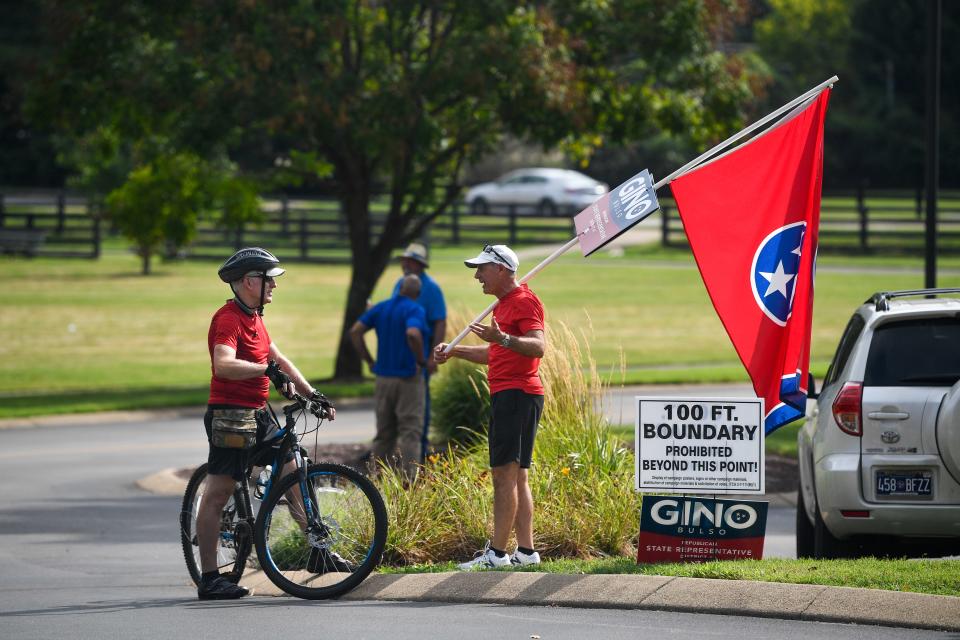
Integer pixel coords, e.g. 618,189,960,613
864,317,960,386
824,313,866,387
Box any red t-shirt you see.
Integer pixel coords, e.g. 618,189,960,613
488,284,545,395
207,300,271,407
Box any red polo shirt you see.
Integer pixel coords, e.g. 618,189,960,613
208,300,271,407
488,284,544,395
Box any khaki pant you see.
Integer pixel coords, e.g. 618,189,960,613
372,374,425,480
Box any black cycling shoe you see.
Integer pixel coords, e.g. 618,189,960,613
307,548,356,574
197,575,251,600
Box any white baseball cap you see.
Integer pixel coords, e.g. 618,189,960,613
464,244,519,271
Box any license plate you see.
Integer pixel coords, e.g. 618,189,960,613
875,471,933,497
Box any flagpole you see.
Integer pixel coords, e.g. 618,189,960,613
654,76,838,189
443,77,838,353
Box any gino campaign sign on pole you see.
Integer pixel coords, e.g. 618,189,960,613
636,495,768,563
574,168,659,256
635,397,765,494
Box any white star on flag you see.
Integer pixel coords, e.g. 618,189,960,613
758,260,795,298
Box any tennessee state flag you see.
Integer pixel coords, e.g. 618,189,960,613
671,89,831,434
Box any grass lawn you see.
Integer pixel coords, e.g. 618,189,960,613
3,241,960,417
380,556,960,597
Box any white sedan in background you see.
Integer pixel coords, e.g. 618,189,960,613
464,168,607,216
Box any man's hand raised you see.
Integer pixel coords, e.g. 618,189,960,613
469,316,506,344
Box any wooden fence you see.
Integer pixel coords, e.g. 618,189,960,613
3,188,960,261
0,192,575,262
186,198,575,262
0,192,101,258
427,202,577,247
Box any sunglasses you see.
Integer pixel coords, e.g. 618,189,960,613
246,273,275,283
483,244,511,267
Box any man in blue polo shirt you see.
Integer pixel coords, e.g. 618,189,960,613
392,242,446,461
350,274,427,479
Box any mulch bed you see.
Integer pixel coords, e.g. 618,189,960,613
764,453,799,494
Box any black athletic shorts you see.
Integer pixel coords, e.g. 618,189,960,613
488,389,544,469
204,404,280,481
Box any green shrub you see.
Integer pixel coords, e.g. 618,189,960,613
379,320,640,565
430,357,490,446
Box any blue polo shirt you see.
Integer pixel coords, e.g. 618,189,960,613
392,271,446,353
359,296,427,377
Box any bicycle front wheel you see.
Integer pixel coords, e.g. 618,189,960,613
180,463,254,585
253,462,387,599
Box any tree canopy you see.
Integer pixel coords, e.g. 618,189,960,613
26,0,760,378
755,0,959,189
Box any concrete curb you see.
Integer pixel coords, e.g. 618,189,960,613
0,396,378,430
136,467,189,496
238,571,960,632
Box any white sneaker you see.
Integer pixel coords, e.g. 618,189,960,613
457,542,512,571
510,549,541,566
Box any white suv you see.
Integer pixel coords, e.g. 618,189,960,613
797,289,960,558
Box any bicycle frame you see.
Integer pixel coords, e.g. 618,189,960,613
229,396,326,551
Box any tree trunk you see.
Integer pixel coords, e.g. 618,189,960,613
332,186,393,380
141,247,151,275
333,267,377,380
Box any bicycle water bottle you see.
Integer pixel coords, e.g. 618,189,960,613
254,465,272,499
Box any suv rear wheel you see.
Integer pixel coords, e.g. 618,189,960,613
812,491,858,559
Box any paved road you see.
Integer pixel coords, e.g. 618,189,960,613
2,597,948,640
0,410,947,638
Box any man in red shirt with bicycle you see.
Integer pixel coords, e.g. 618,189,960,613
434,244,546,570
198,247,332,599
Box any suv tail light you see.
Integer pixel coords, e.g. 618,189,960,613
832,381,863,436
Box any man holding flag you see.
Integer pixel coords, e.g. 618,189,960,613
434,244,546,570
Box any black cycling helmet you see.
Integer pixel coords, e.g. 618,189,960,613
218,247,285,283
219,247,285,315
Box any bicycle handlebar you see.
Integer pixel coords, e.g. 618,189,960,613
267,362,333,421
282,391,333,420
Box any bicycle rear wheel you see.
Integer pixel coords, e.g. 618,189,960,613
180,463,254,585
253,462,387,599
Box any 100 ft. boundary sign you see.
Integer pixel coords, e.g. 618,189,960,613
635,397,765,494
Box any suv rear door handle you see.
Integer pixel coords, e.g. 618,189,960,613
866,411,909,420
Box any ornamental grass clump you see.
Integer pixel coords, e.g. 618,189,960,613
377,316,639,565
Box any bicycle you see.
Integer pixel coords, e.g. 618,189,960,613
180,392,388,599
